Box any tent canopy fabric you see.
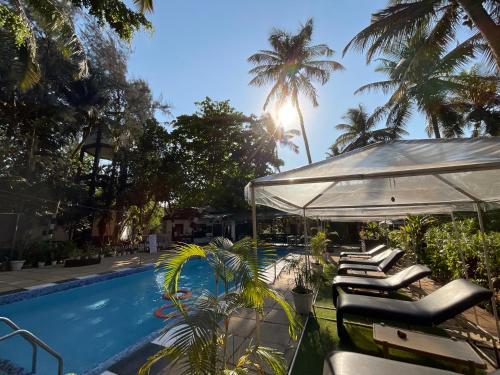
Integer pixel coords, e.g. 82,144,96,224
245,138,500,221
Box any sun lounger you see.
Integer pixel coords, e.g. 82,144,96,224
323,351,463,375
337,249,404,275
336,279,492,341
340,244,386,258
339,249,394,266
332,264,431,306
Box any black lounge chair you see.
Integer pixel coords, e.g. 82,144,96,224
337,249,405,275
332,264,431,306
340,244,386,258
336,279,492,341
323,351,464,375
339,248,394,266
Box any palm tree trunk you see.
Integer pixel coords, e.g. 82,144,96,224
430,115,441,139
458,0,500,69
293,97,313,164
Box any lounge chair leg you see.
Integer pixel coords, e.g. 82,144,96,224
332,285,339,308
337,311,349,342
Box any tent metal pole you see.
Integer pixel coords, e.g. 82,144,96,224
250,184,260,345
303,208,310,275
474,203,500,342
451,212,479,325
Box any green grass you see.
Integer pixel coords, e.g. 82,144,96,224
290,286,483,375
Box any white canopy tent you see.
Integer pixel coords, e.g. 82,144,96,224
245,138,500,341
245,138,500,220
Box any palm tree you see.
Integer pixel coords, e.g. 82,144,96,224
248,18,344,164
259,114,300,171
343,0,500,70
355,27,473,138
332,104,406,153
452,67,500,136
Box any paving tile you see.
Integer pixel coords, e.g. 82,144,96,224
234,307,258,320
263,308,291,325
228,316,256,337
259,321,294,347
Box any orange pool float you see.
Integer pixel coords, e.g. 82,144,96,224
154,303,189,319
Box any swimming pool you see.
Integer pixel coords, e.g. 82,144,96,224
0,248,292,374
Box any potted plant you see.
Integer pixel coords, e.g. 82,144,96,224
310,231,330,271
9,249,26,271
285,258,314,315
360,222,384,251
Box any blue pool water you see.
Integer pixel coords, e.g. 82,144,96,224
0,248,291,374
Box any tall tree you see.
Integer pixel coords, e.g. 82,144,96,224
331,104,406,154
343,0,500,70
355,27,474,138
0,0,151,90
170,98,281,210
248,18,344,164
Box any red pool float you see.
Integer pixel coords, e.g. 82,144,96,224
154,303,189,319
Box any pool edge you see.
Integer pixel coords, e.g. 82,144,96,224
0,263,155,305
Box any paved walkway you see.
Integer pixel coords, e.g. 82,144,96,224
0,252,160,294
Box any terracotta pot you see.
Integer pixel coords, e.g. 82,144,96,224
292,289,314,315
10,260,25,271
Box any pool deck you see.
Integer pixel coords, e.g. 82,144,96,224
0,252,161,294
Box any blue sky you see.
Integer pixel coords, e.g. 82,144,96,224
127,0,431,171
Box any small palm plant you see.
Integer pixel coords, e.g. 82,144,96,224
139,237,301,374
139,291,287,375
310,231,330,265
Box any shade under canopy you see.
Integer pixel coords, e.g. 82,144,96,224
245,138,500,221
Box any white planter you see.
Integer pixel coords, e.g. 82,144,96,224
10,260,25,271
38,261,45,268
292,289,314,315
51,261,57,266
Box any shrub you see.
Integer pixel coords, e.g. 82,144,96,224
424,219,500,289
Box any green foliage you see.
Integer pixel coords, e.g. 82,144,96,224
332,105,406,154
344,0,499,70
359,221,385,241
310,231,329,264
424,219,500,288
389,215,437,263
170,98,282,209
0,0,151,90
146,238,301,374
139,291,287,375
125,200,164,242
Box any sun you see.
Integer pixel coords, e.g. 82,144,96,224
277,102,296,128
